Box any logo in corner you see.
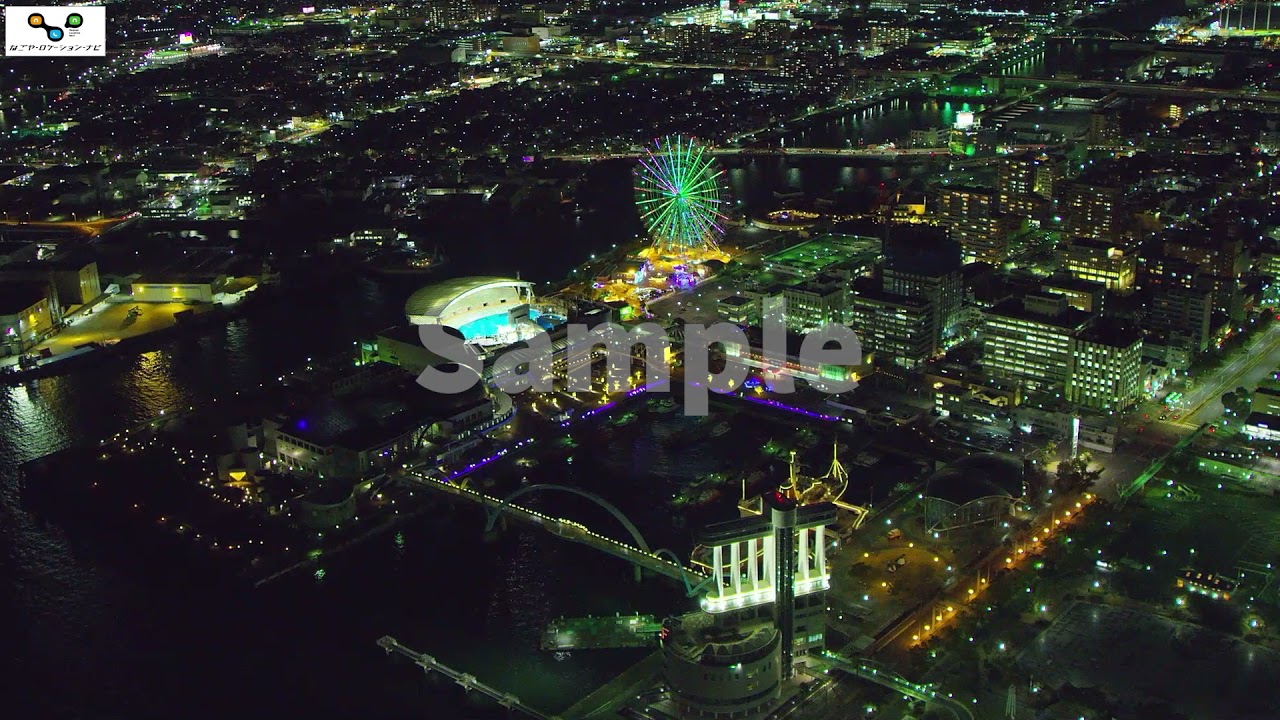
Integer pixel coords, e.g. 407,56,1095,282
7,6,105,56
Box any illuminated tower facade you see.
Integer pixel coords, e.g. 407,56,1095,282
765,490,799,677
661,499,835,719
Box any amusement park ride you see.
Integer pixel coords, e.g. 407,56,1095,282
597,135,736,313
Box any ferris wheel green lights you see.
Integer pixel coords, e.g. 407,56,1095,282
634,135,727,253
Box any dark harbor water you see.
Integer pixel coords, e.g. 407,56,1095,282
4,94,999,717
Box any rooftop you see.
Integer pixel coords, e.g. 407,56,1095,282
403,275,531,320
762,234,881,277
696,502,837,545
985,294,1092,331
1077,318,1141,348
277,367,487,451
925,452,1025,505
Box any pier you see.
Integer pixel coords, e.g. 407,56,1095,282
378,636,555,720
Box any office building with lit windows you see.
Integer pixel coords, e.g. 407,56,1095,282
780,279,848,333
1261,251,1280,285
847,286,935,368
981,293,1091,396
882,227,964,346
1058,238,1136,292
869,24,912,52
718,294,758,326
1066,322,1143,411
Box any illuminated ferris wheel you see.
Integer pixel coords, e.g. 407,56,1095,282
634,135,727,253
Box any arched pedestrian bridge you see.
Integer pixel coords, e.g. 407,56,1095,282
403,473,713,596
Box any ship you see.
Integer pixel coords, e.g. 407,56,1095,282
363,247,449,277
671,487,722,509
647,397,677,414
691,472,729,488
607,411,638,428
735,443,867,519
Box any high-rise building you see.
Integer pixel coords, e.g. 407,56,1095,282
666,22,712,53
1162,234,1245,280
1088,110,1121,147
935,184,993,217
936,186,1019,264
779,49,841,94
1261,251,1280,282
424,0,481,27
1145,288,1213,354
753,18,791,47
981,293,1092,396
1161,233,1244,319
662,500,836,719
1262,250,1280,306
1058,238,1136,292
883,226,964,344
997,152,1061,216
997,154,1037,200
1062,181,1125,243
1067,321,1143,411
1260,251,1280,284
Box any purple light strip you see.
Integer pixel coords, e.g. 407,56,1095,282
739,394,844,422
443,438,535,482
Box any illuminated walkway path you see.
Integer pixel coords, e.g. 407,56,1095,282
378,636,556,720
817,652,975,720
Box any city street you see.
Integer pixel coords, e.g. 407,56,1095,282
1125,321,1280,437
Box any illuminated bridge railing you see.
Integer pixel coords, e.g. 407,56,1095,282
402,471,706,583
818,652,975,720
